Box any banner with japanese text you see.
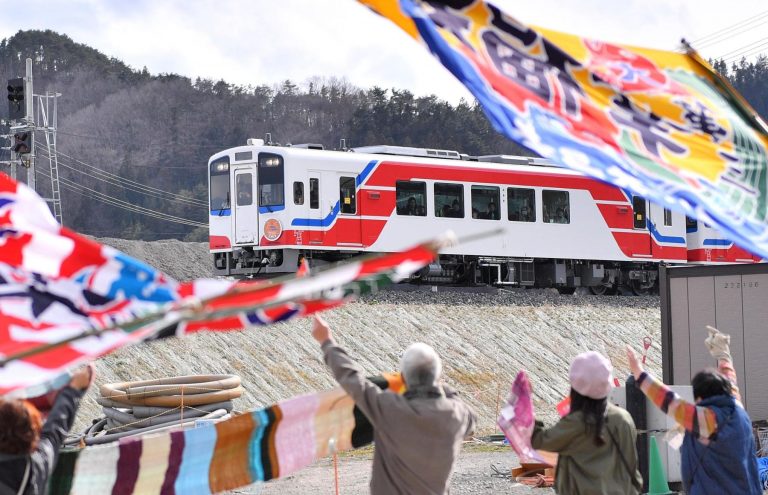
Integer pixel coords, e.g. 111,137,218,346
360,0,768,258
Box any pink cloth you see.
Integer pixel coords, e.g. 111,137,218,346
497,371,546,464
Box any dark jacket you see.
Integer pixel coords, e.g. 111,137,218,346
531,403,642,495
680,394,762,495
0,387,83,495
322,340,476,495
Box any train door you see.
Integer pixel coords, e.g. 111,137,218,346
649,202,683,259
233,168,258,245
336,173,362,246
308,174,324,246
632,196,652,257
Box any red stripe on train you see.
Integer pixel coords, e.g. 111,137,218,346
687,247,760,263
365,161,627,202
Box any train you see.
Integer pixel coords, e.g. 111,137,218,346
207,140,760,294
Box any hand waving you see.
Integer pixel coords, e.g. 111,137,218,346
704,325,732,362
626,346,643,380
311,314,332,344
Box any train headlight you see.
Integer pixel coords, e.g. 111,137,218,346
215,162,229,172
263,219,283,241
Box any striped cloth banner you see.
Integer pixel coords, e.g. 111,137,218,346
48,374,404,494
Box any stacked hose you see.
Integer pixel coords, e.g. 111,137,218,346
68,375,243,446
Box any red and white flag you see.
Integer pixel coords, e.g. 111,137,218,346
0,173,450,397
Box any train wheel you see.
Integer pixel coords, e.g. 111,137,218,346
630,280,655,296
589,284,616,296
557,287,576,295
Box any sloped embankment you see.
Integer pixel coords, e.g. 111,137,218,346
76,240,662,433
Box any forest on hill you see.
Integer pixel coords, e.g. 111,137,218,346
1,30,767,240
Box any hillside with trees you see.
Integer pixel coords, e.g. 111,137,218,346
0,30,766,241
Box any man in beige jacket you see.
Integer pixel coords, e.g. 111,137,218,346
312,314,476,494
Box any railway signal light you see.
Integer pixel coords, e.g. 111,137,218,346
12,131,31,154
7,78,25,121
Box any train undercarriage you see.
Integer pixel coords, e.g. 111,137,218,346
213,247,660,295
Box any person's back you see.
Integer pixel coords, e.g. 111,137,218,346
366,385,474,493
311,315,476,495
627,327,762,495
534,404,640,494
532,352,640,495
680,392,759,494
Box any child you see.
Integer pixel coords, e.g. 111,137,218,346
532,351,642,494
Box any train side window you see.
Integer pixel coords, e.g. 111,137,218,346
543,190,570,224
310,178,319,209
471,185,500,220
339,176,357,214
663,208,672,226
434,183,464,218
507,187,535,222
686,216,697,231
632,196,646,229
293,181,304,205
236,173,253,206
396,181,427,216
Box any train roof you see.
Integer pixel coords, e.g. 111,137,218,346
209,141,585,177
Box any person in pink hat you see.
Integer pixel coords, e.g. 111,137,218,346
532,351,642,494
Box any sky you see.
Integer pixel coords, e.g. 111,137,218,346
0,0,766,103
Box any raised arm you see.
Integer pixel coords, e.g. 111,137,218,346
35,365,93,480
705,326,741,403
627,347,718,439
313,315,388,426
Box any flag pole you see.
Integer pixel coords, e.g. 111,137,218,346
0,229,503,367
681,38,768,136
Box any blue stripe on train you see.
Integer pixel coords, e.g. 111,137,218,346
647,219,685,245
291,160,378,228
258,205,285,214
703,238,732,246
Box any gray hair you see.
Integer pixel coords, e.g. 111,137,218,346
400,343,442,388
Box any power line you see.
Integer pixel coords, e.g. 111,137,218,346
37,144,208,206
35,164,208,228
58,178,208,228
52,146,208,204
722,39,768,63
691,10,768,48
52,156,207,208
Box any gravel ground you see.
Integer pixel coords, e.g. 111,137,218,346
250,443,553,495
77,238,662,493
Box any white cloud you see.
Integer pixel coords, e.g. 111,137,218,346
0,0,765,103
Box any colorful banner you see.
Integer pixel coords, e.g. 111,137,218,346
360,0,768,258
48,374,404,494
497,371,547,464
0,173,447,397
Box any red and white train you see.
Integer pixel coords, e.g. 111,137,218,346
207,141,760,294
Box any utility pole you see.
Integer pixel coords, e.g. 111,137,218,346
25,58,35,192
3,57,64,224
4,58,34,184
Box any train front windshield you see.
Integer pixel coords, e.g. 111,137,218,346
258,153,285,207
210,157,230,212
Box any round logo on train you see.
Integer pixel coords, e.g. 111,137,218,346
263,218,283,241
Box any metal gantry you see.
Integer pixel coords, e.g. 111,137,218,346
36,91,63,224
